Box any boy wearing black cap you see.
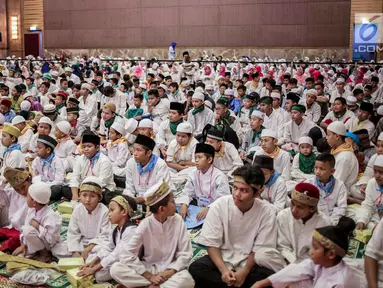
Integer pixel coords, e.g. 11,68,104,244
123,134,171,204
157,102,184,156
67,97,91,130
345,101,375,140
214,98,242,137
205,128,243,182
252,223,359,288
66,107,85,144
177,143,230,220
54,132,116,204
284,92,301,123
31,134,65,189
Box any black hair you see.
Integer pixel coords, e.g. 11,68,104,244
134,94,144,101
364,84,373,91
196,82,205,89
283,74,291,80
315,82,324,89
148,89,159,98
123,74,130,82
353,88,363,96
237,85,246,92
125,80,133,88
41,81,50,89
26,77,34,83
305,77,314,83
73,84,81,91
334,97,346,105
165,75,172,80
103,86,114,96
232,165,265,190
120,83,128,90
316,138,331,153
219,83,228,89
39,142,54,154
316,152,336,168
317,75,324,82
290,78,298,85
60,78,68,84
113,71,121,77
371,76,379,83
149,193,172,213
68,80,74,88
110,78,118,85
95,71,103,77
169,82,178,89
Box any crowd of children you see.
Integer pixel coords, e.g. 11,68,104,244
1,53,383,287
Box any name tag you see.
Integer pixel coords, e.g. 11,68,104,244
198,196,211,208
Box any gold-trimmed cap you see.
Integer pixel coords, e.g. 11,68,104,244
312,230,346,257
144,179,170,206
111,195,134,217
291,182,320,207
3,123,21,138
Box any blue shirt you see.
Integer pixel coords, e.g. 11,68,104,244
230,98,241,114
4,109,16,123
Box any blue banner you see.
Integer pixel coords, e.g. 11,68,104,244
353,23,378,62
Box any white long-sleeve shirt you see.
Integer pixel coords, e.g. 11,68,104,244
276,208,331,264
123,157,171,198
262,176,288,214
21,205,61,251
345,118,375,140
0,183,27,231
306,177,347,225
212,141,243,181
176,165,230,205
1,149,25,175
357,177,383,226
67,203,111,253
31,155,65,187
282,118,318,145
253,149,291,181
269,258,360,288
333,150,359,190
118,214,192,274
70,153,116,192
365,217,383,283
79,95,98,122
187,108,214,136
97,224,137,269
104,140,130,177
151,98,170,127
197,195,277,269
55,138,77,172
263,110,285,139
100,90,127,116
18,128,34,153
156,119,177,148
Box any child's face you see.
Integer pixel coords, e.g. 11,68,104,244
67,112,77,123
55,95,64,105
26,79,32,86
243,98,252,109
61,81,68,90
108,201,126,225
169,86,176,93
250,116,262,130
314,160,333,182
138,127,152,138
80,191,100,212
38,123,51,135
26,192,35,208
102,108,114,121
176,132,190,147
205,137,221,152
237,89,245,97
299,143,312,156
1,132,14,147
55,127,65,139
290,199,313,220
345,138,357,151
82,143,98,158
108,128,120,142
133,143,150,164
376,140,383,155
169,110,182,122
192,99,203,109
195,153,211,171
261,137,276,153
219,86,226,95
310,239,326,265
73,88,81,98
133,97,142,107
163,193,176,217
355,93,363,101
36,142,50,158
374,165,383,186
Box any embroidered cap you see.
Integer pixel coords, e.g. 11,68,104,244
3,123,21,138
4,167,30,187
292,182,320,207
103,102,116,113
135,134,156,151
67,107,79,115
80,176,102,198
312,225,351,257
29,182,51,204
37,134,57,150
144,179,171,206
111,195,135,217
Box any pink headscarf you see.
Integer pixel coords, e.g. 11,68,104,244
133,66,143,79
219,65,226,77
204,65,212,76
